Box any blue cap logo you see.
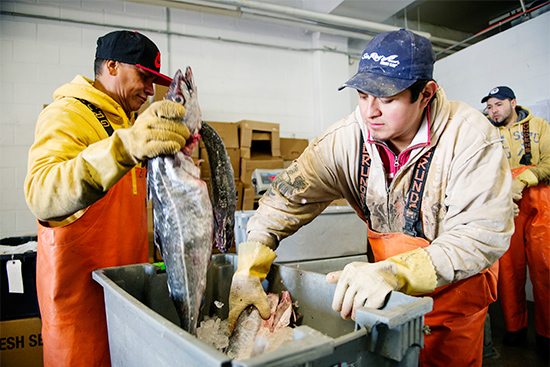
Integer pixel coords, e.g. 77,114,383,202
362,52,400,68
339,29,434,98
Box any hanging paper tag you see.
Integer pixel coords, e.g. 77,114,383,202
7,259,24,294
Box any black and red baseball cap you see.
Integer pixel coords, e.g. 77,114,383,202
95,30,172,86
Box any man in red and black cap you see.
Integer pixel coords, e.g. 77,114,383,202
24,30,189,366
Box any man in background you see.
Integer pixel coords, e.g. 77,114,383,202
483,86,549,357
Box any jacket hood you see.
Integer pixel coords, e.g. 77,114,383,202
53,75,127,128
515,105,532,125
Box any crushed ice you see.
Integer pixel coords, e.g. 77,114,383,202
195,316,230,351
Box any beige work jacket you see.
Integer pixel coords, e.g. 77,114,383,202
247,88,514,287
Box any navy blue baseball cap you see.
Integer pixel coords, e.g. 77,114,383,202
481,86,516,103
339,29,435,98
95,30,172,86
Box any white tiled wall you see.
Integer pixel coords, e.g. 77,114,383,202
0,0,351,237
1,1,548,238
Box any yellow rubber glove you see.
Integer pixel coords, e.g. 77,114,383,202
513,202,520,217
511,178,526,201
227,241,277,331
326,248,436,320
116,100,190,163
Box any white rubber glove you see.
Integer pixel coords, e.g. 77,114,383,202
228,241,277,331
116,100,190,163
326,248,436,320
327,261,399,319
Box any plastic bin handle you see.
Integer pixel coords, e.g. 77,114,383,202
355,291,434,332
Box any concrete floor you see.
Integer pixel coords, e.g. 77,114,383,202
483,299,548,367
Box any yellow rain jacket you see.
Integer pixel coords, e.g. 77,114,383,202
25,75,149,367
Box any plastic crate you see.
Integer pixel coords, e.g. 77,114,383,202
93,254,432,367
0,236,40,321
235,207,368,262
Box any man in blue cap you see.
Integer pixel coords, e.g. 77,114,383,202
482,86,550,356
25,30,189,366
228,29,513,366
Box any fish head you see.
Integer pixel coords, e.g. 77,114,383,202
165,67,202,156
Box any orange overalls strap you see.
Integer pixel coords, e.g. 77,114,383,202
36,102,149,367
359,135,498,367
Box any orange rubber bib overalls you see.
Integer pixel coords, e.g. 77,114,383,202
36,102,149,367
359,139,498,367
498,164,550,339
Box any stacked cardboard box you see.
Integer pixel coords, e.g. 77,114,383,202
236,120,284,209
199,121,240,181
238,120,281,159
280,137,309,167
143,81,311,255
196,120,312,210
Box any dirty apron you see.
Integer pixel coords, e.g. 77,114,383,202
36,100,149,367
359,140,498,367
498,165,550,338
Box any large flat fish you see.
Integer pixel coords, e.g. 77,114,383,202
200,122,236,253
147,67,212,335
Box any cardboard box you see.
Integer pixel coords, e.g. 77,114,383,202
199,147,210,180
0,317,43,367
154,84,169,102
240,157,284,187
280,138,309,161
198,121,240,179
235,180,244,211
227,148,240,178
199,146,240,180
242,187,258,210
238,120,281,159
201,121,240,150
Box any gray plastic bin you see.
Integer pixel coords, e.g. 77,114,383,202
235,207,368,262
93,254,432,367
